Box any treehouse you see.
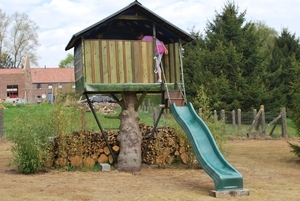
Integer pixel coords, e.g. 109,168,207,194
65,1,194,101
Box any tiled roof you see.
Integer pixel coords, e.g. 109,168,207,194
0,68,24,74
31,68,75,83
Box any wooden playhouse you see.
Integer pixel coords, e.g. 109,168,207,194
65,1,194,99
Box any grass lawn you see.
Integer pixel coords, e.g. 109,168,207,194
1,102,298,138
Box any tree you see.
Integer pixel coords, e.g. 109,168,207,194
185,1,265,111
116,92,143,172
0,53,14,68
4,12,40,68
0,9,10,68
265,29,300,111
183,28,206,99
59,53,74,68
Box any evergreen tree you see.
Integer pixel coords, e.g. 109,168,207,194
183,29,206,99
265,29,300,111
197,2,264,111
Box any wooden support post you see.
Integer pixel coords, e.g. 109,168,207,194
221,109,226,134
281,107,288,138
232,110,236,129
198,108,202,117
237,109,241,130
214,110,218,123
221,110,225,122
247,107,263,137
260,114,281,135
269,121,278,136
261,105,265,135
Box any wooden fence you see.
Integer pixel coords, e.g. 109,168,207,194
140,101,288,138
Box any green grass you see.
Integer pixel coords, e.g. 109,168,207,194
1,102,298,138
1,102,169,137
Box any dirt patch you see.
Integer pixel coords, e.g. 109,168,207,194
1,139,300,201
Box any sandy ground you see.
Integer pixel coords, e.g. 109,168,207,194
0,138,300,201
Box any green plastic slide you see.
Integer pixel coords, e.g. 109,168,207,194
170,102,243,191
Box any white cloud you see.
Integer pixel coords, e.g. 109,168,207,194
1,0,300,67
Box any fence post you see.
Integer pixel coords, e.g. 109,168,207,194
281,107,288,138
0,108,3,140
253,109,258,130
232,110,236,129
221,109,226,134
237,109,241,130
214,110,218,123
198,108,202,117
261,105,265,134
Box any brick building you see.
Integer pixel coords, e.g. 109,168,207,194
0,56,75,103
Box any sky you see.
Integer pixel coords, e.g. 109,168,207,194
1,0,300,68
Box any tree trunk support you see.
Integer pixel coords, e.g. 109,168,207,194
84,93,117,164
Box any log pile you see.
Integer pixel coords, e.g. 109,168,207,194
51,130,119,168
140,124,190,165
49,125,192,168
79,102,120,114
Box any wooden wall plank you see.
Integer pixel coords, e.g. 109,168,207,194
141,41,149,82
85,41,92,83
170,44,176,83
175,43,181,82
102,41,109,83
90,41,95,83
125,41,132,83
116,41,122,83
83,39,179,84
99,41,104,83
109,41,116,83
93,41,101,83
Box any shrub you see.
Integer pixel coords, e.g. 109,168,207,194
288,141,300,159
7,104,54,174
192,85,228,153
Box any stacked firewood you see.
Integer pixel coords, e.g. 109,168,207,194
140,124,190,165
49,125,191,168
79,102,119,114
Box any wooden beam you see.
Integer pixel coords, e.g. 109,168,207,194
116,15,147,20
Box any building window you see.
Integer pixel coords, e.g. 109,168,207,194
7,85,18,98
37,83,41,89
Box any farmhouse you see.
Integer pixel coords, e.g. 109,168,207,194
0,56,75,103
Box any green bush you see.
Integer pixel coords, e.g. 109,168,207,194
192,85,228,153
7,103,54,174
288,141,300,159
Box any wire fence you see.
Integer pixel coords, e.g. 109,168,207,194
140,101,291,138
